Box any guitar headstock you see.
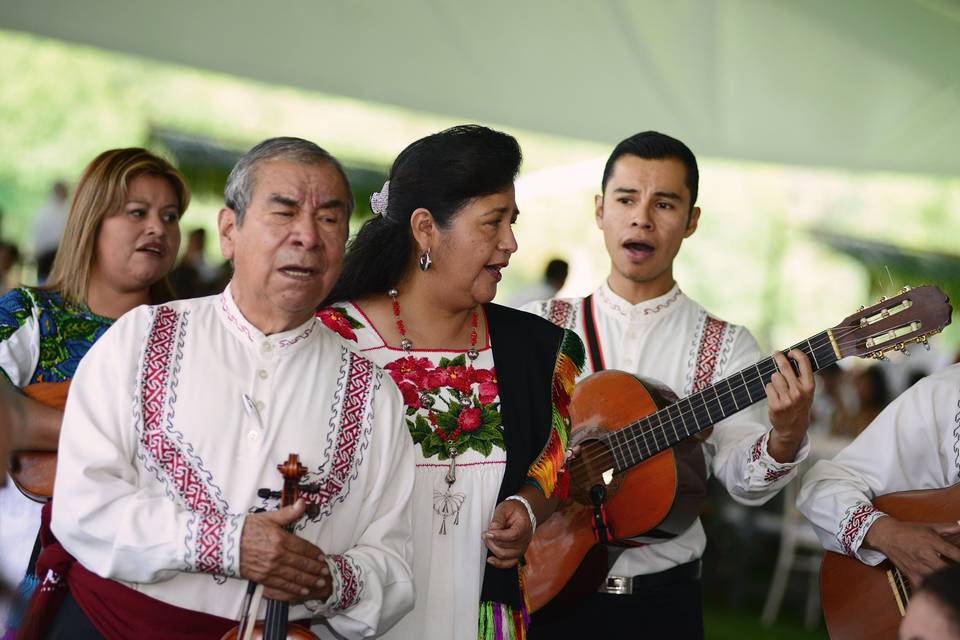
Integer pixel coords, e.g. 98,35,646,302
830,285,952,360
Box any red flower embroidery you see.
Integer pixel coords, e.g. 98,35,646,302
473,367,495,384
446,365,474,394
457,407,482,433
425,368,450,390
317,308,357,342
396,380,421,409
385,356,433,389
478,381,498,405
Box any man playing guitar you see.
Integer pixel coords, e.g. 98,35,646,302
799,364,960,588
525,131,815,638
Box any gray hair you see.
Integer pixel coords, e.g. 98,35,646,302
224,137,355,225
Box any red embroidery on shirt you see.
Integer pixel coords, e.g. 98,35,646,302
749,435,765,463
763,467,792,482
838,502,879,556
329,554,363,610
219,294,255,344
547,300,574,329
693,317,728,393
141,306,229,575
303,352,373,518
277,322,316,349
643,288,682,315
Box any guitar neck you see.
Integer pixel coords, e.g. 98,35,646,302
610,330,838,473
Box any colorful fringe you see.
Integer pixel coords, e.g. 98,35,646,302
526,329,584,500
478,599,529,640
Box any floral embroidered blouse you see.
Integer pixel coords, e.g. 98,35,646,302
318,302,581,640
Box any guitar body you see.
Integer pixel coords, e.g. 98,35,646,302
10,381,70,502
820,483,960,640
525,285,952,612
525,370,707,612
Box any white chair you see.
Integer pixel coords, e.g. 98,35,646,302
760,476,824,629
761,435,850,629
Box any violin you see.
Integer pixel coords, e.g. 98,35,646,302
221,453,320,640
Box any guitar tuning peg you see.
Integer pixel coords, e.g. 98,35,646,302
900,286,912,293
878,296,887,302
921,336,931,351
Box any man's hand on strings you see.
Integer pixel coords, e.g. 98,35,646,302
864,516,960,586
239,499,332,603
765,348,815,463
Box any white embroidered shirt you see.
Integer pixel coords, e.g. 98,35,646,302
797,364,960,565
51,286,416,639
524,282,808,576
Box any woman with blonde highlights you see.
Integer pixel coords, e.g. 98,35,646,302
0,148,188,634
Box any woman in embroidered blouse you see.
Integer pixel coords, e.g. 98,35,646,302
319,125,584,640
0,148,188,632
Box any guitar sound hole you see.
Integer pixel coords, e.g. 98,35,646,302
567,439,619,504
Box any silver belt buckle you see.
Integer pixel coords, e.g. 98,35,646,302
599,575,633,595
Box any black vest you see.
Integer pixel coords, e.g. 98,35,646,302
479,302,566,608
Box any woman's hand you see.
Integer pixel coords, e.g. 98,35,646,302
484,499,534,569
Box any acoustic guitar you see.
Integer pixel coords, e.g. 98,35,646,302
820,483,960,639
10,380,70,502
524,285,952,612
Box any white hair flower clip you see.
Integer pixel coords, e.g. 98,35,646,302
370,180,390,217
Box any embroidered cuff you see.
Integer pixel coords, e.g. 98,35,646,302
746,430,810,485
837,503,887,565
186,512,245,577
317,554,363,613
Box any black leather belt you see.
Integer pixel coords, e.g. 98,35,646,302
598,559,702,595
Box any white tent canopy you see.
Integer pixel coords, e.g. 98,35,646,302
2,0,959,176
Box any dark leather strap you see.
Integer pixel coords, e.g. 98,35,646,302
582,295,605,372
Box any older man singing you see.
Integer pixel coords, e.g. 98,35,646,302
30,138,416,639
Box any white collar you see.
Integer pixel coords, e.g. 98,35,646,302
595,280,685,323
216,282,318,352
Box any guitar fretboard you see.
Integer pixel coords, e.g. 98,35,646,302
608,331,838,472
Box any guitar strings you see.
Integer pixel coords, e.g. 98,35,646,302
569,323,907,471
574,322,915,471
572,326,870,470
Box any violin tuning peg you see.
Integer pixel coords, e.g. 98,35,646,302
299,482,321,494
305,504,320,519
257,488,280,499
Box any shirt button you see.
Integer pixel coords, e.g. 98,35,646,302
262,342,273,353
256,400,265,412
247,431,258,440
258,370,269,380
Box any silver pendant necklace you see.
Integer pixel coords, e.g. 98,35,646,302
389,288,476,534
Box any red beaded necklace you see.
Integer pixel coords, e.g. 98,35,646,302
387,288,479,362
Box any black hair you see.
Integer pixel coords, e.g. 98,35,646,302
601,131,699,210
918,566,960,635
544,258,568,283
325,124,522,304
